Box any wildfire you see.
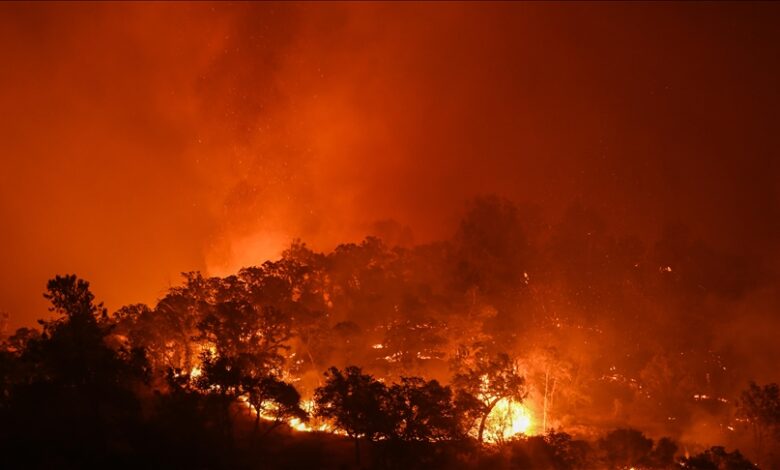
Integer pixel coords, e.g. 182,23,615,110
240,392,537,443
287,400,338,433
285,397,534,442
238,397,340,434
480,398,534,442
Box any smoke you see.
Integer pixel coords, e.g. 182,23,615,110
0,2,778,334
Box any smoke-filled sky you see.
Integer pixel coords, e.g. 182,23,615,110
1,2,778,328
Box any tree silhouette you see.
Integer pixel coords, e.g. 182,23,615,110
453,196,535,299
197,301,291,376
314,366,393,464
597,428,653,470
509,431,593,470
0,275,147,466
0,194,771,468
736,381,780,467
388,376,463,442
244,375,307,433
678,446,756,470
452,347,528,443
193,351,244,439
648,436,678,468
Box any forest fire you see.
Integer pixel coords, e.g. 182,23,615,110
241,397,338,434
2,204,776,467
479,398,534,442
1,2,780,469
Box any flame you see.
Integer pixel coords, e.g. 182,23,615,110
287,400,339,433
479,398,534,442
287,416,334,433
238,397,340,434
191,351,533,442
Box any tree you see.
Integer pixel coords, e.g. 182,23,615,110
244,375,307,433
678,446,756,470
31,275,137,389
314,366,393,465
635,352,700,430
736,381,780,466
43,274,107,322
378,317,447,375
523,347,574,433
112,303,181,378
453,196,535,299
510,432,594,470
648,437,678,469
388,376,463,442
597,428,653,470
0,275,146,466
451,347,528,443
115,275,210,377
193,350,304,440
546,430,594,469
197,301,291,377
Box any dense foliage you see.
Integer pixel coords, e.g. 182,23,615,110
0,198,775,468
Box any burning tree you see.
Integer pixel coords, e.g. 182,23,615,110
196,301,291,375
452,346,528,443
244,375,307,433
193,298,299,437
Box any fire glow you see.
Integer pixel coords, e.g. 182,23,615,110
479,398,534,442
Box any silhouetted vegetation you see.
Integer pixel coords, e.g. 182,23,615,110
0,198,772,468
679,446,757,470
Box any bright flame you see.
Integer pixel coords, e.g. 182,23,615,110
238,397,341,435
287,400,338,433
480,398,534,442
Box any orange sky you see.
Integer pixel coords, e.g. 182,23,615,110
1,2,778,328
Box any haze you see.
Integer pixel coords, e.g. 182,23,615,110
1,2,778,329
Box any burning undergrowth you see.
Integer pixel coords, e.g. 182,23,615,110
1,197,777,468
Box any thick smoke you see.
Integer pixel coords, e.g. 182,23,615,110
0,1,778,381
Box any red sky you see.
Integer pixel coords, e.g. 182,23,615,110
1,2,778,328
